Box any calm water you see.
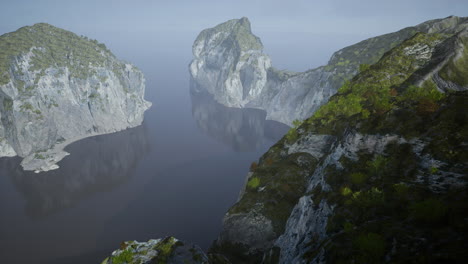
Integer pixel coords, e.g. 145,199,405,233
0,32,290,263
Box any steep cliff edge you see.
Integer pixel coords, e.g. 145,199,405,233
189,16,468,126
214,27,468,263
0,23,151,172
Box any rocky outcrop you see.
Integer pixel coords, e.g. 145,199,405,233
102,237,230,264
190,17,271,108
213,25,468,263
0,23,151,172
190,16,468,126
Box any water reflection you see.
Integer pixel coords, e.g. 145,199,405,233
0,124,150,218
190,79,290,151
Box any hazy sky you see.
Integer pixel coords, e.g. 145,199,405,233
2,0,467,34
1,0,467,70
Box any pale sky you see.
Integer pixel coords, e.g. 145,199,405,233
1,0,466,35
1,0,467,70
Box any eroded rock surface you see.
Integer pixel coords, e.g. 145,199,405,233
0,23,151,172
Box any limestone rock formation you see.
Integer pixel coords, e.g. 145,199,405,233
0,23,151,172
190,16,468,126
213,26,468,263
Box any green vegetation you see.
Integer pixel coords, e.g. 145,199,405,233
18,102,42,117
34,153,46,160
229,149,317,235
285,120,302,143
196,17,263,52
2,98,13,111
0,23,121,86
353,233,386,263
305,32,447,135
341,186,352,196
325,26,422,87
111,248,134,264
20,102,33,111
152,237,178,263
275,31,467,263
247,177,260,189
285,129,298,143
216,21,468,264
315,138,468,263
350,172,368,185
358,63,370,73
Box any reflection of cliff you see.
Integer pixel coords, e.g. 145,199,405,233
190,80,289,151
1,124,150,218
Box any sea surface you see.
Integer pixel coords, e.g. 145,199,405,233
0,31,293,263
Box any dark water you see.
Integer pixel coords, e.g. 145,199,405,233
0,32,289,263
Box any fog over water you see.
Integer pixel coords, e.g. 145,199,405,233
1,1,467,263
0,29,289,264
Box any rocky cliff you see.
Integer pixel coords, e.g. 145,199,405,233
0,23,151,172
102,16,467,264
189,16,468,126
214,24,468,263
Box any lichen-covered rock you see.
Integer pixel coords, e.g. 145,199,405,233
190,16,468,126
0,23,151,172
102,237,230,264
212,24,468,263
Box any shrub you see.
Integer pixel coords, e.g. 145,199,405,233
350,172,368,185
285,129,298,143
359,63,370,73
341,186,352,196
111,249,134,264
247,177,260,189
353,232,386,262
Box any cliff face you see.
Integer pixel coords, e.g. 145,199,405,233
0,23,151,172
190,17,272,108
189,16,468,126
214,26,468,263
101,16,468,264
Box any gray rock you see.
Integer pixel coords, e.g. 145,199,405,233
190,16,468,126
190,17,271,108
218,209,277,252
0,24,151,172
101,237,211,264
275,197,333,264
